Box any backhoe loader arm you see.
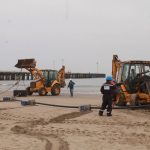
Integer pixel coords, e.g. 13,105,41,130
57,65,66,87
112,55,121,80
26,68,45,82
15,58,45,82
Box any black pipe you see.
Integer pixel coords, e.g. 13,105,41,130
36,102,150,110
14,99,150,110
36,102,79,108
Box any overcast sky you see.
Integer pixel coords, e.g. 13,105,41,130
0,0,150,75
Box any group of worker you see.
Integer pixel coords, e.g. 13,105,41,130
68,75,119,117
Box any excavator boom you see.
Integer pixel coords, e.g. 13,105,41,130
57,65,66,87
112,55,121,80
15,59,43,80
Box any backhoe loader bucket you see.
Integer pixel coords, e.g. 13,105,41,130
15,59,36,68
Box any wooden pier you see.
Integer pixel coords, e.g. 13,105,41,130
0,71,33,80
0,71,105,80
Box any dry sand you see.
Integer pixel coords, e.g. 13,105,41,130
0,91,150,150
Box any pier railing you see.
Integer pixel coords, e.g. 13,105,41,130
65,73,105,79
0,71,105,80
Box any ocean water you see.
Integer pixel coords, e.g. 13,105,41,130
0,78,105,95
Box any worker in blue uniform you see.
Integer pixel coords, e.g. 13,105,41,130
68,79,75,97
99,76,118,116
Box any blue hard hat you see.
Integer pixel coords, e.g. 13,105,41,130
106,76,113,81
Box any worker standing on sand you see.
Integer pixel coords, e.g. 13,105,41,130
99,76,118,116
68,79,75,97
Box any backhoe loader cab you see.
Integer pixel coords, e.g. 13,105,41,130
42,69,58,87
112,55,150,106
15,59,65,96
119,62,150,92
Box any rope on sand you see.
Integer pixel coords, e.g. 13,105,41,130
0,69,23,95
0,80,20,95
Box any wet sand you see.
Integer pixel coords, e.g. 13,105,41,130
0,91,150,150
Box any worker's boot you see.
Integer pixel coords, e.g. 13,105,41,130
107,112,112,116
99,110,103,116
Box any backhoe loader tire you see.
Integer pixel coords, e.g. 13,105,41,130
26,87,33,95
130,94,139,106
39,88,47,96
51,84,60,96
116,94,126,106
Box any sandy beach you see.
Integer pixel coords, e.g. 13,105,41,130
0,91,150,150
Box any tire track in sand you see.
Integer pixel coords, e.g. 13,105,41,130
10,111,91,150
11,125,69,150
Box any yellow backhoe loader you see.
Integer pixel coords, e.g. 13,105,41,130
15,59,65,96
112,55,150,106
